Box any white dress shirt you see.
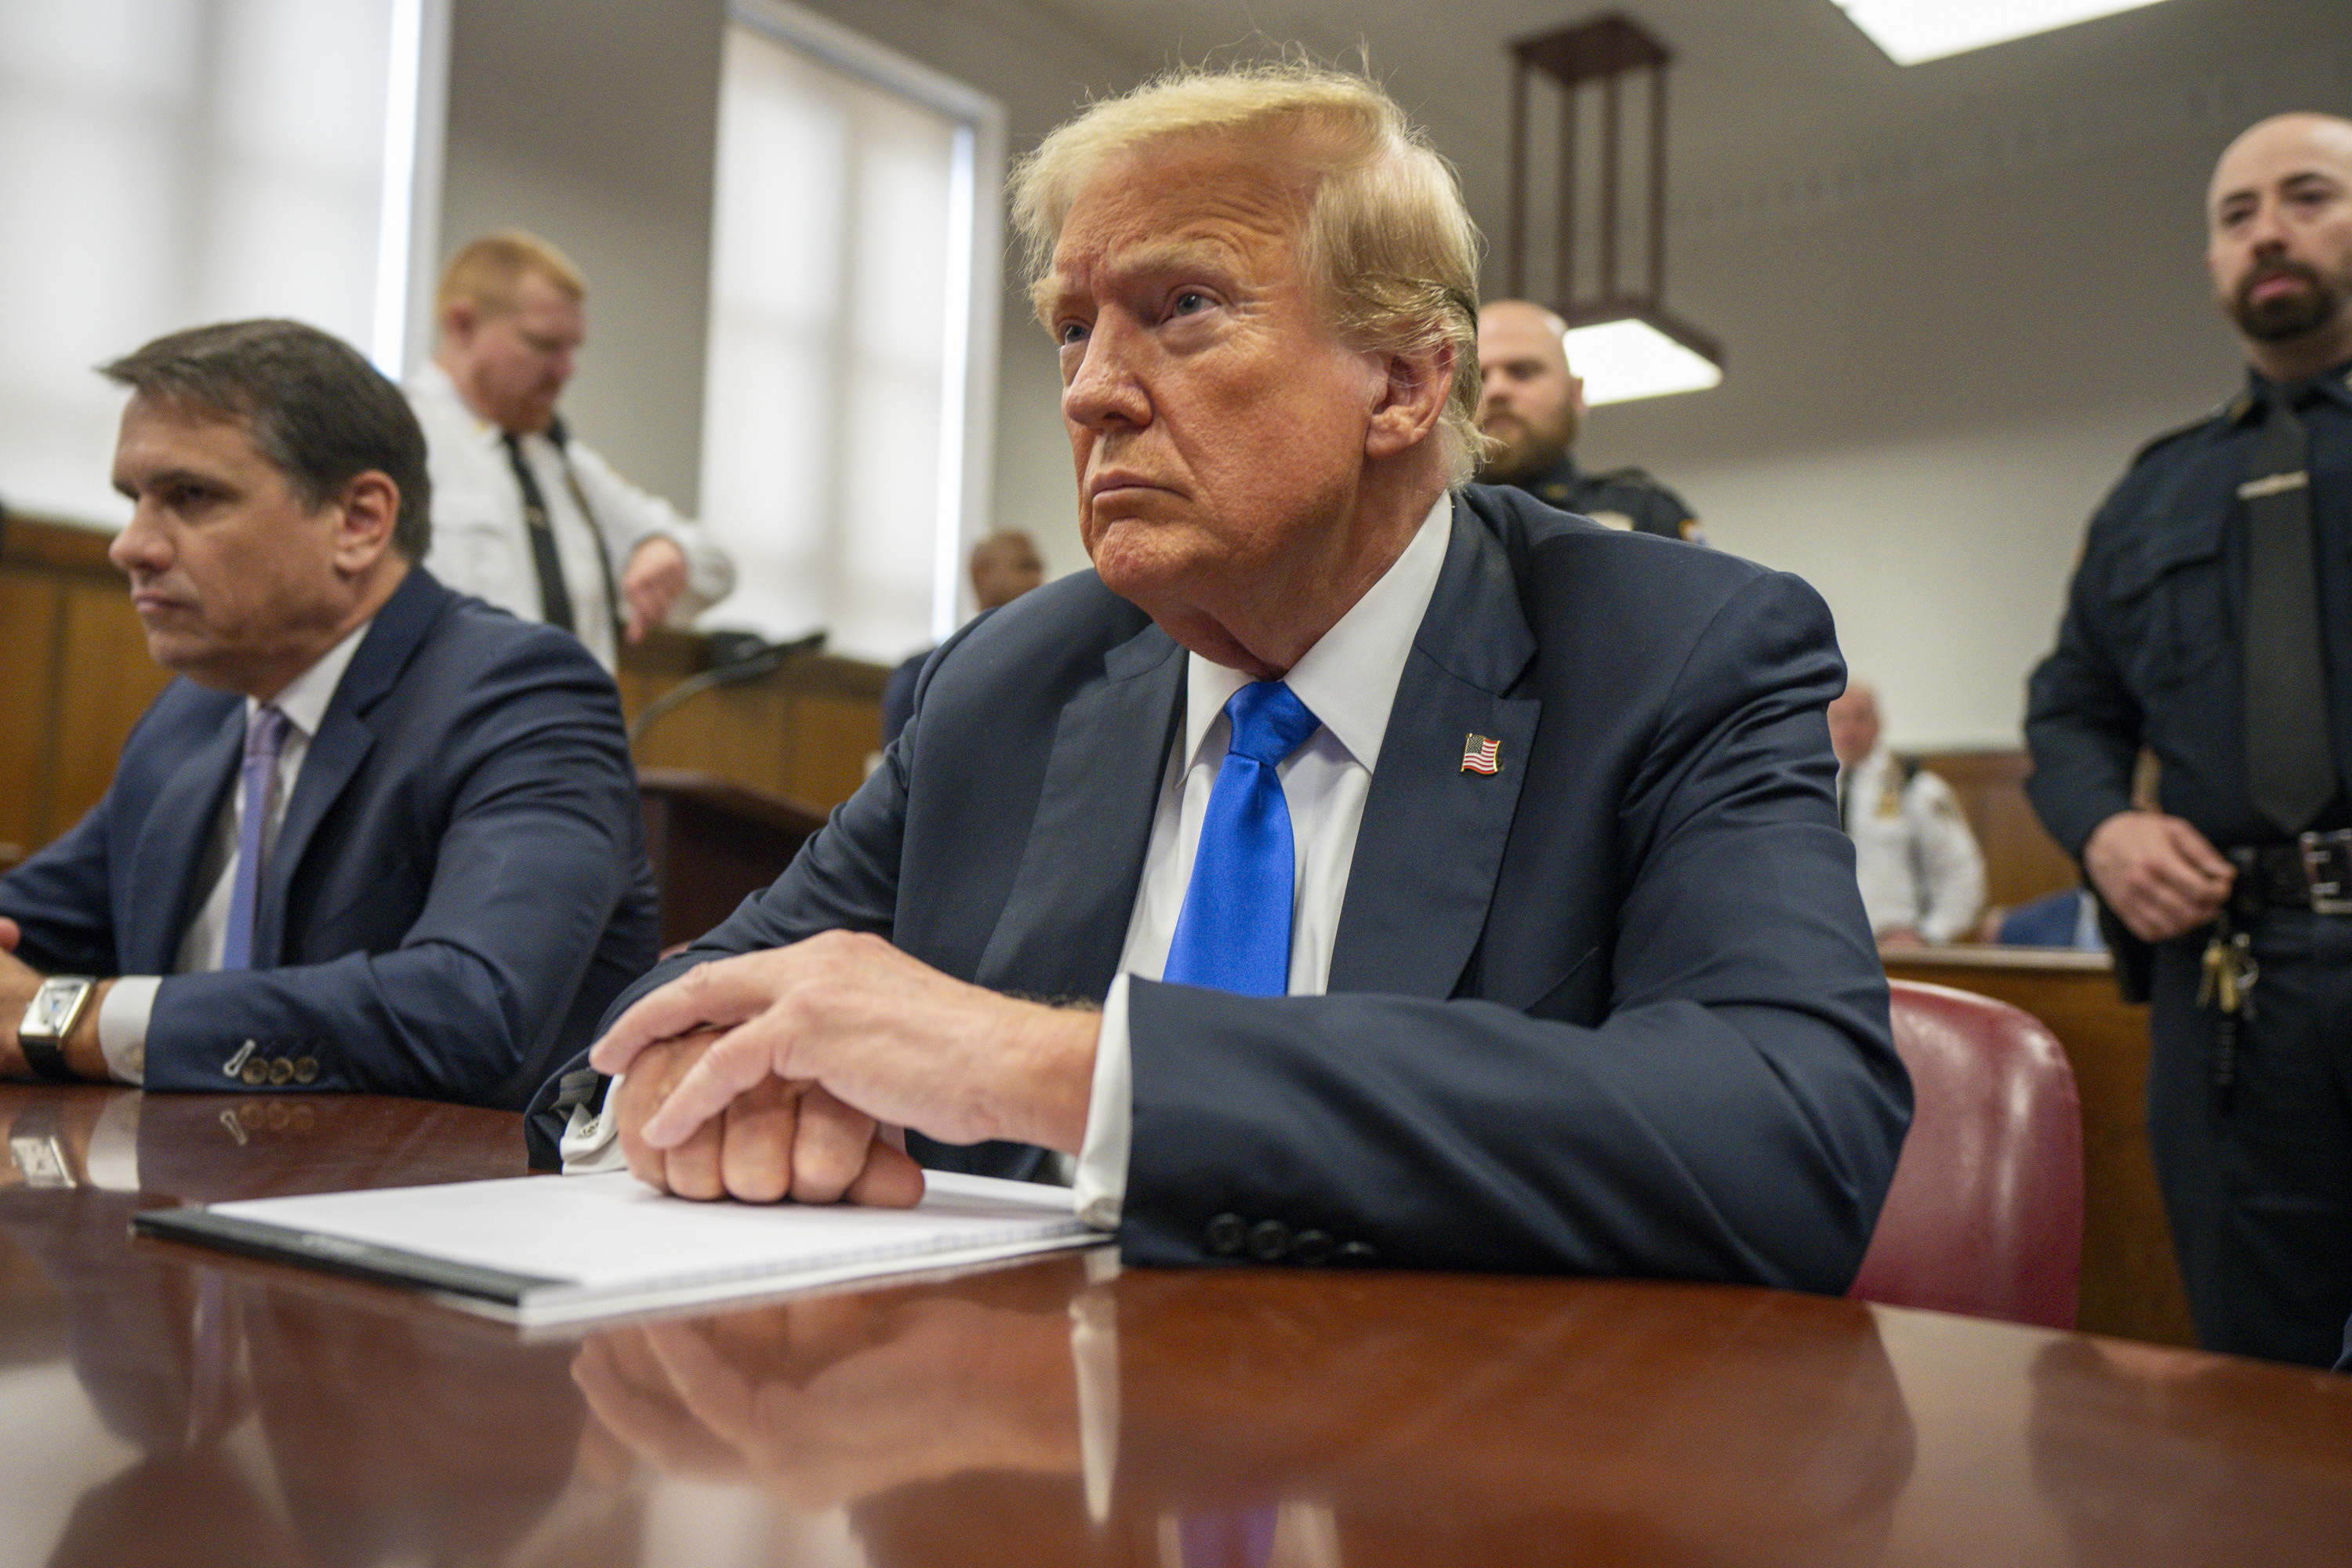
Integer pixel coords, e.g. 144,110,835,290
1838,745,1987,944
405,361,735,672
1069,494,1454,1227
94,622,372,1082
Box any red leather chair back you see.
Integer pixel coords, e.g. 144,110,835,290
1849,979,2085,1330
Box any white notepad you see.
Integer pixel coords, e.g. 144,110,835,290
133,1169,1097,1326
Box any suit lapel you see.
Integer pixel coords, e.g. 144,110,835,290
256,570,448,964
124,699,244,975
974,623,1185,1000
1328,499,1540,999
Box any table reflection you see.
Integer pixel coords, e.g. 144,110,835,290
574,1275,1085,1508
0,1086,579,1568
2031,1337,2352,1565
579,1264,1916,1567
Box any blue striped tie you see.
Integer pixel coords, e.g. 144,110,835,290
1162,681,1320,996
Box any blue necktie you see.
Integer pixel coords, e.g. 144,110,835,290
1163,681,1321,996
220,705,289,972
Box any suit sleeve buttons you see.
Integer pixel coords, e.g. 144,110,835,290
1204,1213,1248,1255
1247,1219,1293,1261
1335,1241,1378,1266
1290,1229,1334,1265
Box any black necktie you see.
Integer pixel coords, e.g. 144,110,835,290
2241,386,2336,835
501,430,576,633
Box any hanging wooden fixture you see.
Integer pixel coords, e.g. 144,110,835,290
1504,13,1722,404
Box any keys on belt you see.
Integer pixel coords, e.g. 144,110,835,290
2198,917,2257,1106
2198,928,2258,1017
2201,831,2352,1109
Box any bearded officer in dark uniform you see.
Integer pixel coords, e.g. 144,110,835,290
2025,112,2352,1368
1475,299,1702,543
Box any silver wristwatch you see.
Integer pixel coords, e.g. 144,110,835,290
18,976,94,1082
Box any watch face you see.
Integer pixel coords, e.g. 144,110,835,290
27,981,87,1040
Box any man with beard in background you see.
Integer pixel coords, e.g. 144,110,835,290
1473,299,1701,543
2025,113,2352,1367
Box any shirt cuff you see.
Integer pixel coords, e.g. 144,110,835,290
559,1074,629,1174
96,976,158,1085
1070,975,1134,1231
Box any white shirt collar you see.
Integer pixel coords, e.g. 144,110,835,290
1181,490,1454,771
250,616,373,740
411,359,507,450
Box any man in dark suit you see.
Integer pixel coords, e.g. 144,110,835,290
577,65,1905,1288
0,319,656,1109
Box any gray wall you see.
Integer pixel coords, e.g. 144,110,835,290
437,0,1135,576
436,0,2352,751
1574,42,2352,749
437,0,724,511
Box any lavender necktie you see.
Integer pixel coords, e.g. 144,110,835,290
220,705,290,972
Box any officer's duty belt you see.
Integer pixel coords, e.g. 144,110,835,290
2229,830,2352,916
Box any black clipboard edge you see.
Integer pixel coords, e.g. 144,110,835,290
131,1206,565,1306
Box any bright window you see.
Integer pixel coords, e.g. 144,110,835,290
695,1,1004,660
0,0,438,525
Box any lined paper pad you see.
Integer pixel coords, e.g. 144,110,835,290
134,1170,1096,1326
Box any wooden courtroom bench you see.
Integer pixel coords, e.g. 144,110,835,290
639,770,826,951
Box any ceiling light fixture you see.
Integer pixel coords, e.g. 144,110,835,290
1832,0,2171,67
1504,14,1722,406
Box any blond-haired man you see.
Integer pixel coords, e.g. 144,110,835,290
406,230,733,671
561,65,1904,1290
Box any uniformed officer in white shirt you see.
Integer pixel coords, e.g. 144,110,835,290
406,230,734,673
1827,681,1986,945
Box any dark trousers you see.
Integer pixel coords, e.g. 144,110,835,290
2146,907,2352,1367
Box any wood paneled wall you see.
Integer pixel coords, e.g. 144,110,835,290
0,514,886,865
617,634,884,811
1913,747,2082,912
0,517,172,865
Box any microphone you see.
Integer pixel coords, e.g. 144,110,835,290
628,629,826,748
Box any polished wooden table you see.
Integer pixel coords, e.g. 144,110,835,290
1,1087,2346,1567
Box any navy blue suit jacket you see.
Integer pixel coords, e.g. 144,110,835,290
1,568,659,1110
579,488,1906,1289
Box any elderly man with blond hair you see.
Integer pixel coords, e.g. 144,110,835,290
407,229,734,672
557,64,1905,1290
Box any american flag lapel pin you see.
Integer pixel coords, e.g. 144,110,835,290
1461,732,1501,775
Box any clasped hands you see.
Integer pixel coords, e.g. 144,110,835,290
591,931,1100,1205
